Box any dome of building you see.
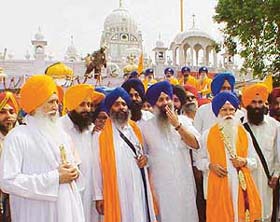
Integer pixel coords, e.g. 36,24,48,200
65,36,79,61
104,7,138,34
171,28,215,45
45,62,74,79
34,27,44,41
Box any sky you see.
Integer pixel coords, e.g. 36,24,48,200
0,0,222,61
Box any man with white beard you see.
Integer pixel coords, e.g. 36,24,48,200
197,91,261,222
194,72,243,134
141,81,200,222
0,75,85,222
61,84,104,222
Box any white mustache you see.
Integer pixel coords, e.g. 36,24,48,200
222,115,235,120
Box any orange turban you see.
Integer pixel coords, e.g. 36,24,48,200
20,75,58,114
242,83,269,107
64,84,105,112
56,85,64,103
0,91,19,113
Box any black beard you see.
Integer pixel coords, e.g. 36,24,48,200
110,110,129,125
130,101,143,122
0,122,15,136
68,110,92,133
247,106,265,125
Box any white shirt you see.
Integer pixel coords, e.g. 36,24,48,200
60,115,100,222
93,122,156,222
141,115,200,222
0,116,85,222
242,115,280,220
197,125,257,222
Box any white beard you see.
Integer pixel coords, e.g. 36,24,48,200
218,115,238,150
32,109,62,142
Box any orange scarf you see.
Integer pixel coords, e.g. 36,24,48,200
206,124,261,222
99,119,144,222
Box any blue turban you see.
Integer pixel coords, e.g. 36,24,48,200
121,78,145,100
91,100,108,122
211,72,235,96
105,87,132,111
129,71,138,79
199,66,208,73
164,67,174,75
181,66,191,73
146,81,173,106
145,68,154,76
212,91,239,117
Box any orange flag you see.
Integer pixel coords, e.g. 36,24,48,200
137,53,144,75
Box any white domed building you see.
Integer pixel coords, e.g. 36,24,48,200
100,4,143,66
170,26,218,70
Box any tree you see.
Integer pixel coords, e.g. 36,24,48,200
214,0,280,80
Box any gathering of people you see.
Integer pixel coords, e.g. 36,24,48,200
0,66,279,222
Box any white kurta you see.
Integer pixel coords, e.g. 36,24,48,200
93,123,156,222
141,115,199,222
196,127,257,222
194,103,244,134
60,115,100,222
0,116,85,222
243,115,280,220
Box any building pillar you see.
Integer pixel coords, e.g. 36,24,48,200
179,45,185,66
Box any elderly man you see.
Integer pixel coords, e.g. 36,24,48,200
194,72,242,134
60,84,104,222
242,84,280,221
93,87,157,222
0,92,19,222
0,75,85,222
197,91,261,222
122,78,153,124
182,84,199,120
142,81,200,222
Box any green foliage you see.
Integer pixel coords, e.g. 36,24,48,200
214,0,280,79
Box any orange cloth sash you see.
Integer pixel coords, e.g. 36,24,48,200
206,124,261,222
99,119,144,222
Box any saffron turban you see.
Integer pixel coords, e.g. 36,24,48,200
211,72,235,96
20,75,57,114
212,91,239,117
121,78,145,100
146,81,173,106
0,91,19,113
242,84,269,108
64,84,105,112
184,84,199,99
105,87,131,111
269,87,280,102
56,85,64,103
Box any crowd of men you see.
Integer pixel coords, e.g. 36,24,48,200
0,66,279,222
